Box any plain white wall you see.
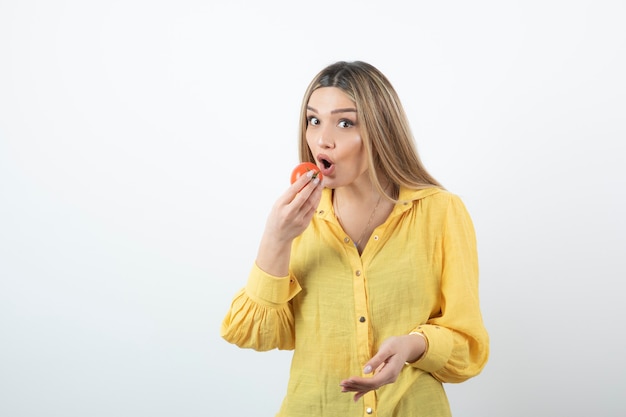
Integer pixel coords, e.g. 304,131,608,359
1,1,625,416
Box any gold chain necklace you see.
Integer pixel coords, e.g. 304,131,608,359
334,191,383,250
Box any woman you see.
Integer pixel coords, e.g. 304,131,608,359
221,61,489,417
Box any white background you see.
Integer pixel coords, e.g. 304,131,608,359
1,1,625,416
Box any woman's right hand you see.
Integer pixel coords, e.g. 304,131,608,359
255,171,323,276
269,170,323,242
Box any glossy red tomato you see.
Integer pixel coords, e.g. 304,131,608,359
290,162,322,184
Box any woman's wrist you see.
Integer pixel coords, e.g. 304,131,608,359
406,332,428,364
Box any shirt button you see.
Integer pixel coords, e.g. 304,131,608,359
373,235,379,241
355,270,361,276
359,316,366,323
366,407,373,414
344,237,351,243
318,210,325,215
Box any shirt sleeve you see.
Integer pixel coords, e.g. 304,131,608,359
409,194,490,383
220,263,302,351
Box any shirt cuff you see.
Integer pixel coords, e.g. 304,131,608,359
408,324,454,373
245,263,302,306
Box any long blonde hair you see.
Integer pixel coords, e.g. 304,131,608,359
298,61,443,200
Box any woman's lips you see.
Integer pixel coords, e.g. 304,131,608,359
317,155,335,176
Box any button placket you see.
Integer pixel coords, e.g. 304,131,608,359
352,265,370,366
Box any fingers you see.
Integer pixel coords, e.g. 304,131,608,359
265,169,323,242
282,169,322,204
339,377,376,393
287,173,323,221
339,377,377,402
353,391,367,402
339,342,408,401
362,354,387,376
339,362,391,395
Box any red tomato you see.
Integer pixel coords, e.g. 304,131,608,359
290,162,322,184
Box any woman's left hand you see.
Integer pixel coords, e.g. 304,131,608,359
339,334,426,402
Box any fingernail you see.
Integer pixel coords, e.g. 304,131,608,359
363,365,372,374
306,170,314,178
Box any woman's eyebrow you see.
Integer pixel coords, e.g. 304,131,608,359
307,106,357,114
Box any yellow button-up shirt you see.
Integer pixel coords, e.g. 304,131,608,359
221,187,489,417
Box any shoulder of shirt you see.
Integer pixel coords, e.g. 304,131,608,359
317,186,462,218
397,186,459,203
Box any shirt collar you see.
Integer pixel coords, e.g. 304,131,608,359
316,186,442,221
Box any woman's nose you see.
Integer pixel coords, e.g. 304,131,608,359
317,128,334,149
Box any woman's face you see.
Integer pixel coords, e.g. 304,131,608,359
305,87,368,189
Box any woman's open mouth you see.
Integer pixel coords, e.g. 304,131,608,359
317,155,335,176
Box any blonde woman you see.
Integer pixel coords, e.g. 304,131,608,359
221,61,489,417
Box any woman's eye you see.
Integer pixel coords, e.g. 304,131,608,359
308,116,320,126
338,119,353,128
